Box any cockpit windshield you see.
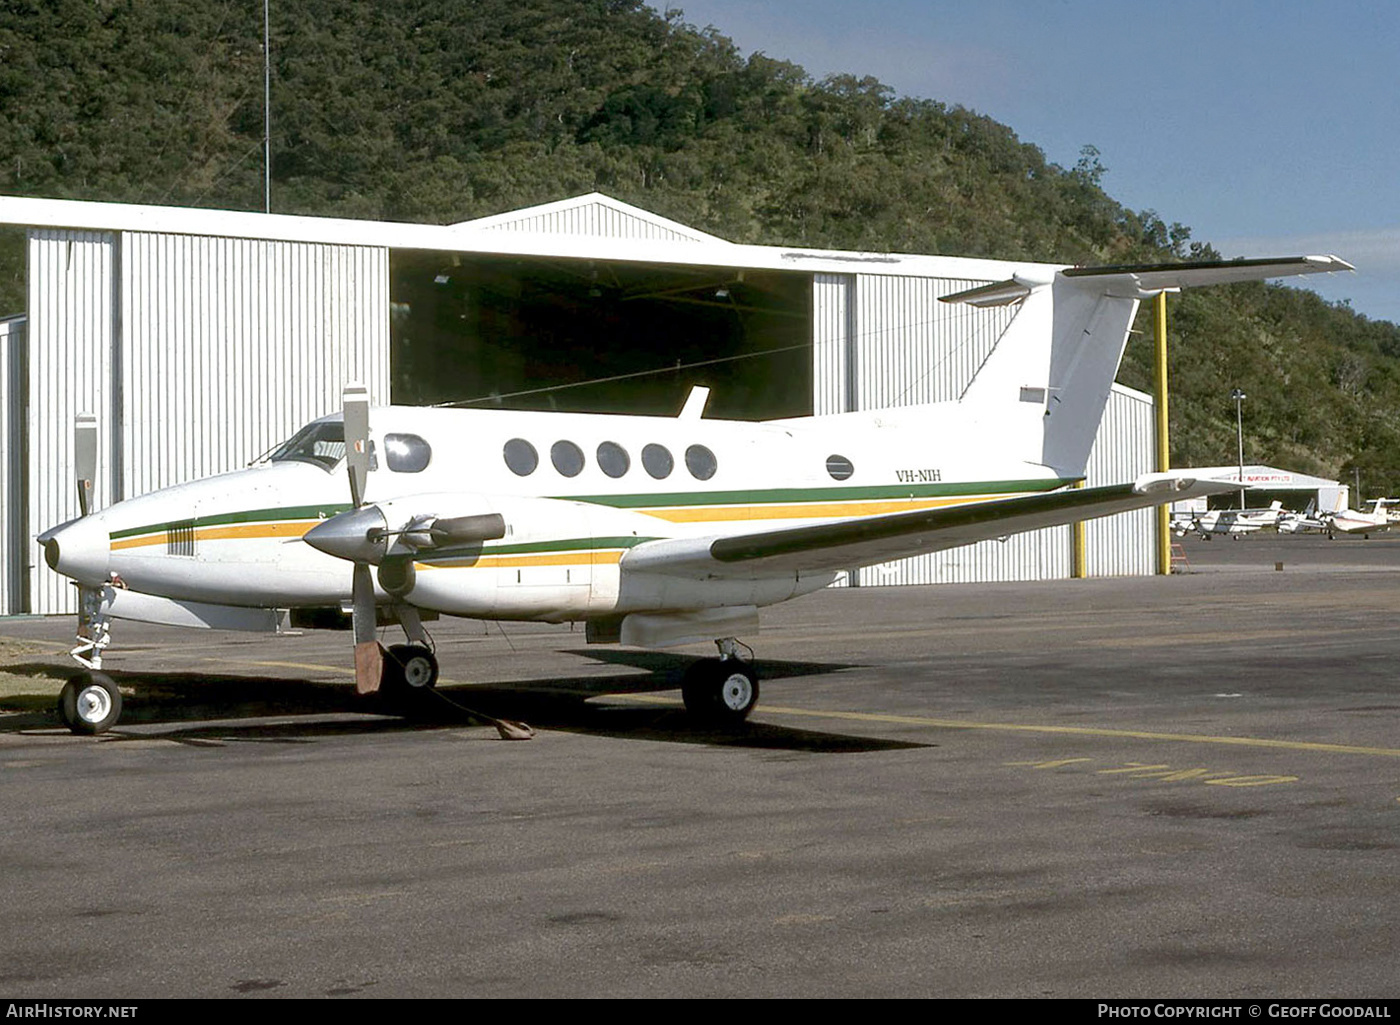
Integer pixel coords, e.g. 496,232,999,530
268,421,346,471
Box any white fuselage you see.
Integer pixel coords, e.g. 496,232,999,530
43,403,1066,623
1326,504,1390,535
1173,506,1281,537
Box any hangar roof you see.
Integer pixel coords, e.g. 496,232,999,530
0,191,1062,282
1186,465,1340,489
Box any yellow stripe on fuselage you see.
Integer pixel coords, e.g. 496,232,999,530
634,493,1013,523
107,492,1030,553
110,521,320,551
417,550,627,571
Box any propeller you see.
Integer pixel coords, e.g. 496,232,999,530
31,412,114,672
303,391,533,739
340,382,384,696
74,412,98,517
39,412,106,577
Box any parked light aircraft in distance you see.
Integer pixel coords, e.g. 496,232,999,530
1322,498,1392,539
37,255,1352,734
1171,501,1283,540
1277,499,1327,535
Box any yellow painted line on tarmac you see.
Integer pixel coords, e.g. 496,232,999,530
217,658,356,676
181,658,1400,761
199,656,470,688
760,622,1384,650
612,693,1400,759
1089,628,1362,648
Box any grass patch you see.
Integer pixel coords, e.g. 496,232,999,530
0,637,73,707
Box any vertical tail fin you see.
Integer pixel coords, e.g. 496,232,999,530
946,276,1139,477
944,256,1353,480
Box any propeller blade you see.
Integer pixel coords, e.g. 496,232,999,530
343,382,370,509
352,561,382,695
74,412,98,517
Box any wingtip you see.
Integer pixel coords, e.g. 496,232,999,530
1305,254,1356,273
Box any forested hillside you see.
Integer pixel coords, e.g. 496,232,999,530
3,0,1397,493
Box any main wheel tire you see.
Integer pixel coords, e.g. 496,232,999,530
682,658,759,725
381,644,439,698
377,645,439,717
681,660,716,717
716,662,759,721
58,672,122,735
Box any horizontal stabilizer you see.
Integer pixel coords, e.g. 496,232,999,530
942,255,1353,306
1060,255,1353,296
938,275,1047,307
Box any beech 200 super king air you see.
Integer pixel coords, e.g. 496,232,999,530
37,255,1352,735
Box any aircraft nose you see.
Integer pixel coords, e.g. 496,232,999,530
36,515,111,585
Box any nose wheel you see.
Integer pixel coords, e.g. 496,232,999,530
58,671,123,735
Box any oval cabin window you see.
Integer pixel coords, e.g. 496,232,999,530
826,454,855,480
551,440,585,478
642,443,674,480
597,441,630,479
685,444,717,481
503,438,538,476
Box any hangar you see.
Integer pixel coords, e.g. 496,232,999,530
1171,465,1347,516
0,192,1156,615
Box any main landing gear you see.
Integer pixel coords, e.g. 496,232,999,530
372,605,441,712
681,638,759,726
379,643,440,703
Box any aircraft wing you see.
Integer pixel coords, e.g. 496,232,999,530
622,474,1233,579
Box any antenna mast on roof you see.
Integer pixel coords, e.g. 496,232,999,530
263,0,271,214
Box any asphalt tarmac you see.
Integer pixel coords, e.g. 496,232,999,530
2,531,1399,998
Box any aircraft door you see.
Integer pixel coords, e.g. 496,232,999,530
587,504,620,613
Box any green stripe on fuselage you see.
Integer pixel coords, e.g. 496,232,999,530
109,503,354,541
107,478,1074,542
557,477,1071,508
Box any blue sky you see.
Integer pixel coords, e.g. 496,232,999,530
658,1,1400,325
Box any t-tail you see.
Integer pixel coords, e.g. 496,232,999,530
946,256,1353,479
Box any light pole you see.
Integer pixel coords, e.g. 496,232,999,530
1231,388,1246,509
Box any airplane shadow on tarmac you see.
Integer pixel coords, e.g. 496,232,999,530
0,650,930,755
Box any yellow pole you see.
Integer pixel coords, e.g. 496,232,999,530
1072,480,1087,578
1154,292,1171,575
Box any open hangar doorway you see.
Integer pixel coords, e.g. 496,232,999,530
388,252,813,420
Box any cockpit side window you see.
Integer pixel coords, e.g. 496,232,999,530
268,421,346,471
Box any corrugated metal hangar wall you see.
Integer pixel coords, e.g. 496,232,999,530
1,315,24,615
2,194,1154,615
22,229,390,614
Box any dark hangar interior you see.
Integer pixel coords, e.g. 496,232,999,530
389,252,814,420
